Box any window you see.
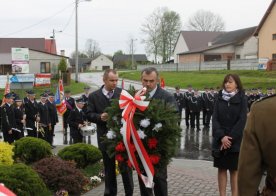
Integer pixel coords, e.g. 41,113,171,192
273,34,276,40
272,54,276,60
40,62,51,73
236,55,241,59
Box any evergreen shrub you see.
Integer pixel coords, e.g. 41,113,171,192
0,142,14,165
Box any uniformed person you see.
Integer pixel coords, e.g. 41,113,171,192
238,94,276,195
47,92,59,146
37,93,50,142
63,90,75,134
188,89,202,131
1,93,16,143
201,87,209,127
184,85,193,128
25,90,39,137
204,88,216,129
81,86,90,113
13,96,25,139
67,97,87,144
173,86,184,122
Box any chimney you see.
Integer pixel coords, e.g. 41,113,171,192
208,42,212,47
60,50,65,56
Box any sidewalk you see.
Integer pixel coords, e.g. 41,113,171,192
83,158,231,196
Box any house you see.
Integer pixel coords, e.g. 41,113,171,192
113,54,148,69
174,31,222,63
0,38,69,75
177,27,258,64
254,0,276,61
69,54,113,71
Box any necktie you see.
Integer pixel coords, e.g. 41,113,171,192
107,91,113,99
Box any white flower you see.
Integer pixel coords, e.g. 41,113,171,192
120,127,126,135
90,176,101,183
140,118,150,128
137,129,147,139
153,123,162,132
121,118,125,124
106,130,116,139
112,116,118,121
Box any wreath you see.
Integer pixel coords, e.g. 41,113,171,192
103,87,181,187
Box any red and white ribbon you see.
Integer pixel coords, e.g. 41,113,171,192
119,89,155,188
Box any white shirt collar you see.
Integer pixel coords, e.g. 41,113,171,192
149,85,158,98
102,86,114,98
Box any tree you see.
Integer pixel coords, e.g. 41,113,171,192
58,58,67,72
186,10,225,32
141,7,181,63
113,50,124,56
85,39,101,58
70,51,88,58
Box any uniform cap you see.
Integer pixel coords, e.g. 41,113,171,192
28,90,35,95
47,92,55,97
75,97,85,104
84,86,90,90
4,93,14,99
14,96,22,102
40,93,48,98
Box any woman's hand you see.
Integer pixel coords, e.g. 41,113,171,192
221,136,232,149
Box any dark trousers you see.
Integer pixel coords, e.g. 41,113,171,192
190,112,200,129
102,150,134,196
185,108,190,127
202,109,207,126
138,167,168,196
3,131,15,144
205,110,213,127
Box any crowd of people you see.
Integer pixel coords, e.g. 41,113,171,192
1,68,276,195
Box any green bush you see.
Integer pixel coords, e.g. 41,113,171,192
0,142,14,165
58,143,102,168
0,163,50,196
33,157,89,195
13,137,52,164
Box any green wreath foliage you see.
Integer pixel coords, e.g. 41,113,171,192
104,89,181,174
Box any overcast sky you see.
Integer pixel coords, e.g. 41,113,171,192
0,0,272,58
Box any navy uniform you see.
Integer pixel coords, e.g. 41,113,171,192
37,93,50,142
46,92,59,146
188,90,203,131
67,97,87,144
81,86,90,113
183,85,193,128
63,90,75,133
201,87,209,126
248,88,260,110
25,90,39,137
173,86,184,121
13,96,25,139
238,94,276,195
204,89,216,129
1,93,16,143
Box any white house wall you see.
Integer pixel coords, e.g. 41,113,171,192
90,55,113,70
174,34,188,63
29,50,66,74
240,37,258,59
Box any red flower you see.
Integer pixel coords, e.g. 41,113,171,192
115,142,126,152
149,154,160,165
115,154,124,162
148,137,158,149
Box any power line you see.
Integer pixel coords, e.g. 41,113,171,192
61,7,75,32
0,2,74,37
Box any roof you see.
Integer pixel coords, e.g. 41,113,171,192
180,31,223,51
0,38,57,54
254,0,276,36
69,58,93,67
178,26,257,55
112,54,148,64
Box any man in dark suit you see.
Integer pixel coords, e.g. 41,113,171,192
63,90,75,134
173,86,184,123
1,93,16,144
25,90,39,137
47,92,59,146
68,97,86,144
86,69,134,196
183,85,193,128
37,93,50,142
138,67,178,196
82,86,90,113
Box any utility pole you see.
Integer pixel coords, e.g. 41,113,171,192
75,0,79,83
131,39,134,70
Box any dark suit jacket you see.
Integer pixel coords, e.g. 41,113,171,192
67,108,86,138
38,102,50,127
1,103,16,133
14,106,24,131
25,100,39,128
47,101,58,126
151,86,178,111
86,86,122,151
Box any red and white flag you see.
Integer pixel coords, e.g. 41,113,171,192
0,183,16,196
121,79,125,89
55,79,67,115
160,77,165,89
2,73,10,106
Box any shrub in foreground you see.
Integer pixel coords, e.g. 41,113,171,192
0,163,50,196
58,143,102,168
33,156,89,195
13,137,52,164
0,142,14,165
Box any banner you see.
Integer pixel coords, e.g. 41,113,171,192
2,74,10,105
11,48,29,73
55,79,67,115
34,74,51,87
160,77,165,89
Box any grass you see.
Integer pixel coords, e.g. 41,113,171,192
119,70,276,90
0,79,86,99
82,161,104,177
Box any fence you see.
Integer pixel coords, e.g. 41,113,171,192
137,59,259,71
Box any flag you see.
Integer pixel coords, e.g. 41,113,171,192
160,77,165,89
2,73,10,105
121,79,125,89
55,79,67,115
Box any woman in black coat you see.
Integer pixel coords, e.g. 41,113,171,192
212,74,247,196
